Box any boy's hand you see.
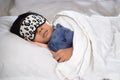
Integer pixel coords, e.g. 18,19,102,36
52,47,73,63
33,42,48,48
27,39,48,48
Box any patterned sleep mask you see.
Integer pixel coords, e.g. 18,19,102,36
19,14,46,40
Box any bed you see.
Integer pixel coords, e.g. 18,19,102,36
0,0,120,80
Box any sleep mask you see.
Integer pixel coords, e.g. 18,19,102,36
19,14,46,40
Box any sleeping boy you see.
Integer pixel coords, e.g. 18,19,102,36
10,12,73,62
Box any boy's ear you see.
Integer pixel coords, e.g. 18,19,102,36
46,19,51,26
46,19,50,23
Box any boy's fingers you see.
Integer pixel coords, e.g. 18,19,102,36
52,52,60,61
58,58,65,63
52,52,65,63
51,51,55,55
54,55,60,61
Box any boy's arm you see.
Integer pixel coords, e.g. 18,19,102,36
27,38,48,48
52,47,73,63
27,40,73,63
33,42,48,48
28,41,49,48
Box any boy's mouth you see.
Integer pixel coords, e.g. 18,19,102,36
43,30,48,37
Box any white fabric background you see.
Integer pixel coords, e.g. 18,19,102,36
0,0,120,80
8,0,120,20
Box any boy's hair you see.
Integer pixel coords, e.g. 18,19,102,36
10,12,46,40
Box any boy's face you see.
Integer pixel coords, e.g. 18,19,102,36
34,22,54,43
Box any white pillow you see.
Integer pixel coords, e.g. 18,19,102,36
0,16,58,80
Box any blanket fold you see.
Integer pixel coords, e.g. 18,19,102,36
53,11,118,80
53,11,94,80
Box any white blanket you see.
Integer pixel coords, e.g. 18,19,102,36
53,11,120,80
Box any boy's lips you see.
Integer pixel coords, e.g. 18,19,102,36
43,30,48,37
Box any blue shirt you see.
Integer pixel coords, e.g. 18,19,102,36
48,24,74,52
